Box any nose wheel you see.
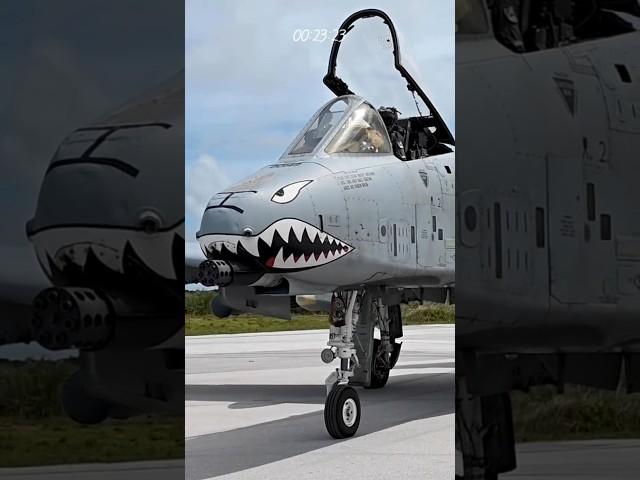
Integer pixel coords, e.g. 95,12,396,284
324,384,361,439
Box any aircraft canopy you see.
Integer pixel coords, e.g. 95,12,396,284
286,96,392,157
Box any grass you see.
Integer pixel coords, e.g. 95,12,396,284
512,385,640,442
185,290,217,316
186,313,330,335
0,360,77,420
185,291,455,335
0,417,183,467
0,360,182,467
402,303,455,325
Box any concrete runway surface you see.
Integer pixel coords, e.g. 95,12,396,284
186,325,455,480
0,460,184,479
505,439,640,479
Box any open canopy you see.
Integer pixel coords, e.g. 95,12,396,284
323,9,455,147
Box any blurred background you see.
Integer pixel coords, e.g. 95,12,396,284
0,1,184,477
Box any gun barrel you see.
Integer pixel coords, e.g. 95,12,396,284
196,260,261,287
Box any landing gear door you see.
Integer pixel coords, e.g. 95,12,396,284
324,9,454,147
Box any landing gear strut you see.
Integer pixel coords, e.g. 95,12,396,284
323,290,362,438
321,290,404,438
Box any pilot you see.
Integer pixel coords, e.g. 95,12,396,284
366,128,386,152
379,106,406,160
341,119,385,153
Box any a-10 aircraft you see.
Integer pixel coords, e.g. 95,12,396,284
456,0,640,478
186,9,455,438
0,74,185,423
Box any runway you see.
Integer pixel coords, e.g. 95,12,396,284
186,325,455,480
0,460,184,479
505,439,640,479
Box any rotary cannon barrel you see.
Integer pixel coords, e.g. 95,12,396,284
31,287,113,350
196,260,261,287
197,260,233,287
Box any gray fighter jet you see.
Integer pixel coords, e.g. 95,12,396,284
456,1,640,478
187,9,455,438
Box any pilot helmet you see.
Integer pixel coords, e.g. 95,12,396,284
378,106,400,129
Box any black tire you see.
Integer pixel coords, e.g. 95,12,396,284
365,339,390,389
324,384,361,439
61,371,110,424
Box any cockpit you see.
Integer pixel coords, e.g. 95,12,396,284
285,96,451,161
326,102,392,155
288,98,350,155
286,9,455,162
287,96,391,157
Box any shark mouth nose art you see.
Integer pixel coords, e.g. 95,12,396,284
198,218,354,270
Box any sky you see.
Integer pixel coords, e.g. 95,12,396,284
185,0,455,242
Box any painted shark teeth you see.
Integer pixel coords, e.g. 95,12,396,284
198,218,354,270
30,224,183,280
291,221,306,242
238,236,260,257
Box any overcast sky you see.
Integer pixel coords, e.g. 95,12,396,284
185,0,454,241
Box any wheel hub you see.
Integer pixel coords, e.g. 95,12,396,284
342,398,357,427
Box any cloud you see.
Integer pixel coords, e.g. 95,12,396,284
185,0,454,164
185,154,230,220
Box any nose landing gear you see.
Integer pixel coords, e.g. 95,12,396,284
323,290,362,439
321,290,404,438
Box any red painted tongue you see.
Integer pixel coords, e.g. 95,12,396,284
265,257,275,268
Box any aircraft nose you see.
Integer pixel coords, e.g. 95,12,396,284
197,205,247,237
27,164,136,235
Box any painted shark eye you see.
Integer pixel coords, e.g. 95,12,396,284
271,180,312,204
